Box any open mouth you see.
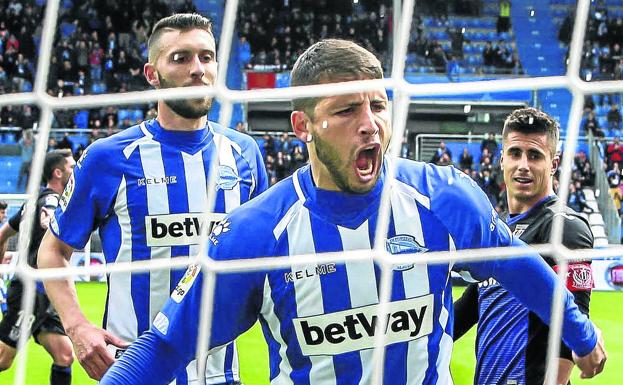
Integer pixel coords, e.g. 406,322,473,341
354,144,381,180
514,176,533,185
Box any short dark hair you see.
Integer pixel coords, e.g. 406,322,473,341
0,200,6,210
502,107,559,156
43,149,73,184
290,39,383,117
148,13,213,62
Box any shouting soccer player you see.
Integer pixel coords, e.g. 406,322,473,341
38,13,267,384
453,108,595,385
101,39,606,384
0,150,75,385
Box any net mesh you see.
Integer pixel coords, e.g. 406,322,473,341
0,0,615,384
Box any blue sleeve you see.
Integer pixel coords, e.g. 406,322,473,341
100,331,180,385
51,142,120,249
251,140,269,197
430,167,597,356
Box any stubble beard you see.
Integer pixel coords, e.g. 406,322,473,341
314,133,376,194
158,73,212,119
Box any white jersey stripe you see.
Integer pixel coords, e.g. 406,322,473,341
182,151,208,258
391,187,430,385
288,207,337,385
338,222,377,385
106,176,138,341
434,238,455,385
260,276,295,385
138,140,172,324
214,133,241,212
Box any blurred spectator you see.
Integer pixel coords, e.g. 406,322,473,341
608,103,622,132
606,137,623,170
479,168,500,206
431,140,452,164
481,133,498,159
568,180,594,213
459,148,473,170
607,163,622,212
437,152,453,166
17,129,34,190
584,110,605,137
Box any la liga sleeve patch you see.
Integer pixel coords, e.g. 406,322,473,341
553,262,594,291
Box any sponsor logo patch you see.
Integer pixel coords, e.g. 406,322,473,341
145,213,225,247
137,175,178,186
208,219,231,245
59,173,75,212
513,224,529,237
216,165,241,191
285,263,337,282
153,311,170,335
171,264,201,303
293,295,434,356
554,263,593,291
385,235,427,271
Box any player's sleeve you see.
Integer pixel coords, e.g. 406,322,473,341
51,143,119,249
452,282,479,341
429,167,597,356
7,203,24,232
552,213,594,360
251,139,269,197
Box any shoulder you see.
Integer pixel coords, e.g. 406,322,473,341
543,200,594,248
210,122,260,153
209,174,301,260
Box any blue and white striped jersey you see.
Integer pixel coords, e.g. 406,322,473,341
52,119,268,384
101,159,596,385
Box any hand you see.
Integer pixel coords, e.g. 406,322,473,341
573,326,607,379
67,322,130,380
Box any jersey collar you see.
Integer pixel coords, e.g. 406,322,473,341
506,194,557,225
296,162,385,229
143,119,213,153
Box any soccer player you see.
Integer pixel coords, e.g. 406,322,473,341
453,108,595,385
38,14,267,384
0,149,75,385
100,39,606,384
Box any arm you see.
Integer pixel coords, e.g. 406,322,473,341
0,221,18,262
427,166,605,377
452,282,479,341
38,230,128,380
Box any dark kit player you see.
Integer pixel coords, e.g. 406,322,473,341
454,108,596,385
0,149,76,385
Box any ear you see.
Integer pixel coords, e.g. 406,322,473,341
144,63,160,87
291,111,311,143
53,167,63,180
551,154,560,175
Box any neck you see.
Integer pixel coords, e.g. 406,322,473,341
47,181,64,195
507,190,554,214
156,102,207,131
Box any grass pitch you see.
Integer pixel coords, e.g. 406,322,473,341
2,283,621,384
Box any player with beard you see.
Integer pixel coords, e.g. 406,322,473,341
453,108,595,385
0,150,75,385
38,14,268,384
101,40,605,385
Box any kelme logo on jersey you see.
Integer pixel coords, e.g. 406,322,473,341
293,295,433,356
145,213,225,247
216,165,241,191
385,235,428,271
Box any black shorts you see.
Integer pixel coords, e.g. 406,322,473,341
0,280,66,349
